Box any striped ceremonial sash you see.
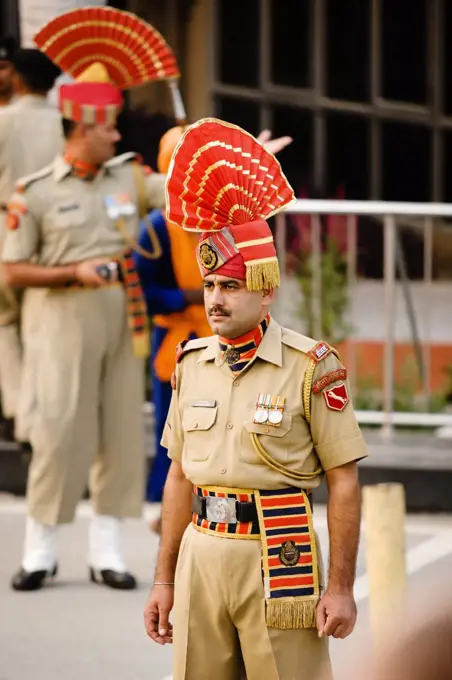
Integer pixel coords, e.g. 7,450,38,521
191,485,319,629
255,487,319,629
118,249,149,358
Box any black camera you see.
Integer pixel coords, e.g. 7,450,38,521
96,262,120,281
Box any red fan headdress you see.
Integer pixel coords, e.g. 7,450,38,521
34,7,185,125
165,118,295,291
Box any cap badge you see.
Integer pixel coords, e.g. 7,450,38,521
199,243,218,270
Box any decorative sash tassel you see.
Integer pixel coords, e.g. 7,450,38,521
255,487,320,630
266,597,318,630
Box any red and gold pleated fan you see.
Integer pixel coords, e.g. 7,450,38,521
34,6,180,90
165,118,295,233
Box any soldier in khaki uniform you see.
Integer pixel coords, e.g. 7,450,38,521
1,9,171,592
144,119,368,680
0,49,62,441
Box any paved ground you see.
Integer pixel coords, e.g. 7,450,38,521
1,496,451,680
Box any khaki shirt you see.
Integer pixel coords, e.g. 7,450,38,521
1,153,166,265
0,95,63,206
162,318,368,490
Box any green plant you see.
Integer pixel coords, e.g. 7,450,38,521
443,364,452,403
295,238,353,345
353,374,382,411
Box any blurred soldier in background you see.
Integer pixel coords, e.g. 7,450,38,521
0,49,62,443
1,7,168,592
0,36,16,108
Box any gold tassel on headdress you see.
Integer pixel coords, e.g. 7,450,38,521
246,259,281,292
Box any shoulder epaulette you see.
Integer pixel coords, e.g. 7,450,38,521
281,328,340,363
104,152,139,169
176,336,210,363
172,337,211,389
14,163,53,193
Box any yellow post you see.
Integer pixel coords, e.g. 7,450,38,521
362,483,407,650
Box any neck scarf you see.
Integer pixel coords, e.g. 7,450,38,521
219,314,270,375
64,153,100,181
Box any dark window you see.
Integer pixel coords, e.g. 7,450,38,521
382,122,431,201
270,106,313,195
270,0,311,88
326,0,371,102
217,0,260,87
442,131,452,203
214,97,260,137
381,0,427,104
442,1,452,115
326,112,370,199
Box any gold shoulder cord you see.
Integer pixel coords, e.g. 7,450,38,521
114,162,163,261
302,357,317,425
250,433,323,482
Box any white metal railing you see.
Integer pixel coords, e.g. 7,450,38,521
275,199,452,438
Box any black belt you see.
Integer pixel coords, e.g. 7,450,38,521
192,492,313,524
192,493,258,524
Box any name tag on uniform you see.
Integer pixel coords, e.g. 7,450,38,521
104,194,136,220
190,400,217,408
58,203,80,213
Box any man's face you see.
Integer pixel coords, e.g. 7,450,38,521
84,123,121,164
0,61,14,100
204,274,273,339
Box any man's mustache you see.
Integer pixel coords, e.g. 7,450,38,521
208,305,231,317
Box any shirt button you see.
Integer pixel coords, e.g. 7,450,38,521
226,422,233,430
233,380,240,387
264,427,269,433
193,422,198,429
220,468,227,474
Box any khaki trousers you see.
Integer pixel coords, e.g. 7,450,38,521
0,213,22,419
14,288,44,442
25,285,146,525
173,524,332,680
0,321,22,418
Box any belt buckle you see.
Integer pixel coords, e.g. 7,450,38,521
205,496,237,524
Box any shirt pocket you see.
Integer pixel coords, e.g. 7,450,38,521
48,205,88,231
182,405,218,462
241,409,293,465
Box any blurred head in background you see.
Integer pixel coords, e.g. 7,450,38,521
0,36,17,105
12,49,61,98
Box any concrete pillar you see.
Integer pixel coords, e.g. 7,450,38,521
362,482,407,650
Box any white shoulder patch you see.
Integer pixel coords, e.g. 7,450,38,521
104,152,138,169
16,163,54,191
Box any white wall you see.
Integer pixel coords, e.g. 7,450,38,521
274,277,452,344
19,0,106,47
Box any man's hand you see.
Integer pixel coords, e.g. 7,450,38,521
257,129,293,155
183,288,204,305
143,585,174,645
316,589,357,639
74,257,115,287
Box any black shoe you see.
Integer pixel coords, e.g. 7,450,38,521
11,564,58,591
89,567,137,590
0,417,15,442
